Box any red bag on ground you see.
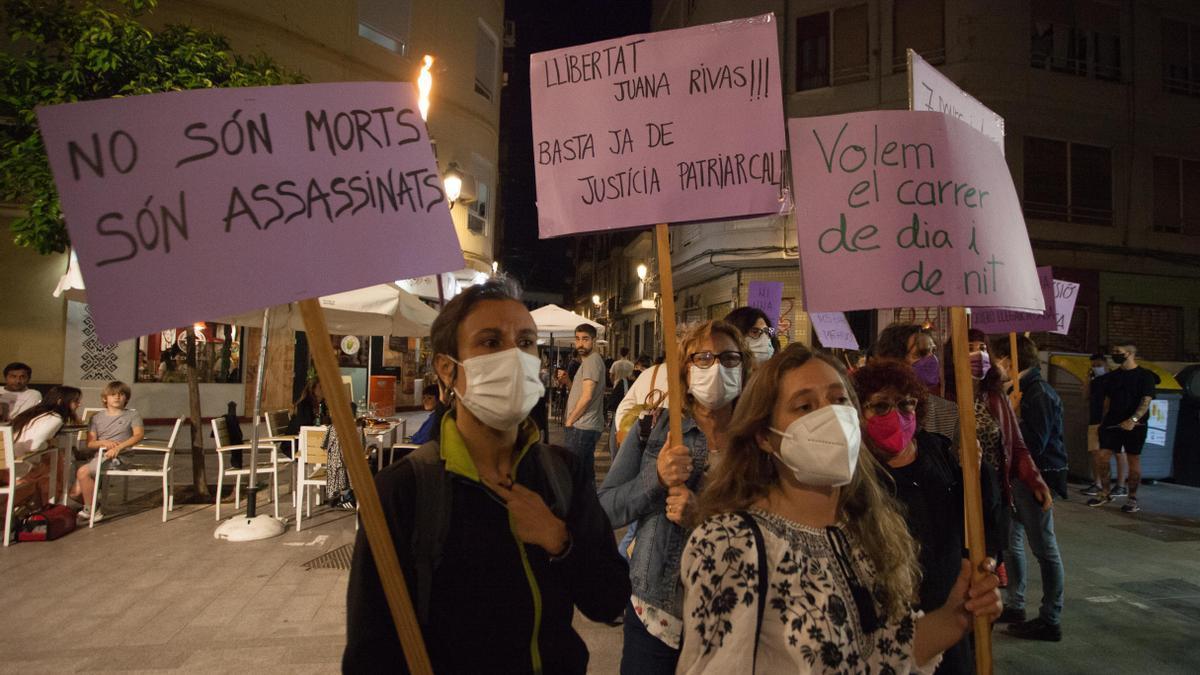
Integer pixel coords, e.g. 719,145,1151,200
18,505,77,542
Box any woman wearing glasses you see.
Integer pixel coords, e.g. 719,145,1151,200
724,306,779,365
678,344,1001,674
853,360,1000,674
598,320,751,674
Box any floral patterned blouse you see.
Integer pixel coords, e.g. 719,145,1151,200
678,509,937,674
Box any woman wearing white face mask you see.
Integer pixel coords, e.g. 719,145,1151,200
678,344,1003,674
345,278,629,674
598,320,751,674
724,306,778,366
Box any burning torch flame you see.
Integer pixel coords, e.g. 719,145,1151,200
418,55,434,121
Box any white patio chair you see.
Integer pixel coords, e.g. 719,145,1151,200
296,425,329,532
261,409,298,506
88,417,183,527
211,417,287,521
2,426,15,546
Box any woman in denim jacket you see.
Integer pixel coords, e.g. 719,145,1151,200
598,320,750,674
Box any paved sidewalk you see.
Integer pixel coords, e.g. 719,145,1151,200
2,447,1197,672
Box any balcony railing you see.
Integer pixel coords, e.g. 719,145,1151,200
1023,200,1113,226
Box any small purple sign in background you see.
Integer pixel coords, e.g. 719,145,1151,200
37,82,464,344
810,312,860,350
747,281,783,324
971,266,1057,334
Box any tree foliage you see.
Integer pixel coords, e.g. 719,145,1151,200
0,0,304,253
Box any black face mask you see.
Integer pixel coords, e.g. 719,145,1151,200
1111,352,1128,364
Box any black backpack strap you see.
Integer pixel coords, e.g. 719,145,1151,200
534,444,574,520
735,511,768,675
407,441,451,625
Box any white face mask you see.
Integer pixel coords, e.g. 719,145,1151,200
689,364,742,409
769,404,861,487
450,348,545,431
747,334,774,362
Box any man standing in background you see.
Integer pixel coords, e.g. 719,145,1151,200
565,324,606,485
1088,341,1158,513
609,346,634,387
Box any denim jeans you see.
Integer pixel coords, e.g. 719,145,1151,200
1006,480,1065,624
564,427,601,485
620,600,679,675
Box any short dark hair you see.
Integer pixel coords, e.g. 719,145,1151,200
874,323,927,360
851,360,928,424
4,362,32,377
575,323,597,339
1113,340,1138,354
619,346,630,357
992,335,1040,372
430,277,523,359
636,354,652,368
422,383,440,397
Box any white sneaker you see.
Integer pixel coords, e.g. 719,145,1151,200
77,508,104,523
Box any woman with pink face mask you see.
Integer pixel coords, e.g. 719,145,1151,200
853,361,1005,674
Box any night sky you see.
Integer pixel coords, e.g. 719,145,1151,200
498,0,651,295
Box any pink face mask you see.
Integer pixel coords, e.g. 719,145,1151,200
865,410,917,455
969,351,991,379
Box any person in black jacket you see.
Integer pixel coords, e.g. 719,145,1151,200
853,360,1005,674
344,278,629,674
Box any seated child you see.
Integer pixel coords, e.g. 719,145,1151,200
71,381,144,522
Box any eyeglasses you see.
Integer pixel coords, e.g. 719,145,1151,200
865,398,919,416
747,326,776,339
688,350,743,369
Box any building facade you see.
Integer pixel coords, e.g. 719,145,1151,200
0,0,503,416
576,0,1200,361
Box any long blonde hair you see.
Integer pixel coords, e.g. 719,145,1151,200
696,343,920,618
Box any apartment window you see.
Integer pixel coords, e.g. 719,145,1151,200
1023,137,1113,225
796,5,869,91
1163,19,1200,97
357,0,411,55
475,20,499,101
1030,0,1121,81
893,0,945,68
1153,156,1200,235
467,182,489,234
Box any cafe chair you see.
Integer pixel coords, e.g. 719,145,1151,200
261,409,298,505
296,425,330,532
2,427,15,546
211,417,287,521
88,417,183,527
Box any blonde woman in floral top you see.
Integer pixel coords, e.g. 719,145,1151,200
678,345,1002,674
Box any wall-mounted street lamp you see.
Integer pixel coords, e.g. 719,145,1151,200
492,260,499,274
592,294,601,307
443,162,464,206
636,263,648,281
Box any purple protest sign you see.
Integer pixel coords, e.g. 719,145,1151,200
810,312,860,350
971,267,1057,333
747,281,783,324
36,83,463,344
1051,279,1081,335
788,111,1044,313
531,15,786,238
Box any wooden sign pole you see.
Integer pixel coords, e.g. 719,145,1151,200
949,307,993,675
654,224,684,444
1008,331,1021,414
298,299,432,675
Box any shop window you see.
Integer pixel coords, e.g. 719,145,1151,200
358,0,411,55
796,5,868,91
1023,137,1112,225
1030,0,1121,81
134,323,244,383
1153,156,1200,235
893,0,945,68
1163,19,1200,97
476,20,500,101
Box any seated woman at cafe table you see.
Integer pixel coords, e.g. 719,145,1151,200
70,380,144,522
343,278,629,674
3,386,82,513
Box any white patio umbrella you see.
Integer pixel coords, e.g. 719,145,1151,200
220,283,438,337
529,304,604,339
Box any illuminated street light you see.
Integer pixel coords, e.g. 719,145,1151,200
592,294,601,306
443,162,464,205
492,260,499,274
637,263,647,281
417,55,434,122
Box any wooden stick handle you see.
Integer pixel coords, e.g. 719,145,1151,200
654,223,684,446
1008,331,1021,416
298,298,433,675
950,307,993,675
